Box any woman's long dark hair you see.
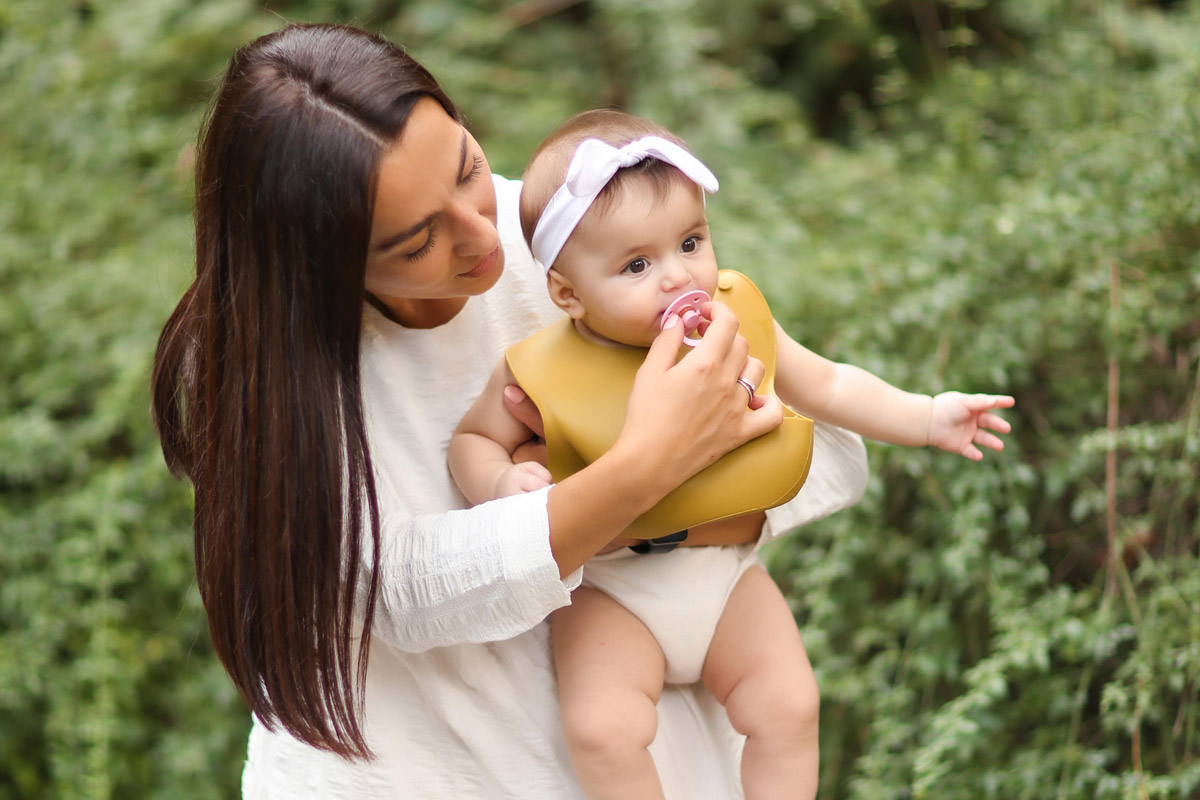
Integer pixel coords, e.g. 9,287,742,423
151,24,458,759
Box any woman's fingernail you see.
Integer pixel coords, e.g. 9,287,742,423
663,314,680,330
503,385,525,403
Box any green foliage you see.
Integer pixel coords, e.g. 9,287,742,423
751,6,1200,800
0,2,262,798
1,0,1196,797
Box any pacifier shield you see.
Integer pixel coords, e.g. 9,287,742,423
661,290,711,347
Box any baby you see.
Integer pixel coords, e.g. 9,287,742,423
449,109,1013,800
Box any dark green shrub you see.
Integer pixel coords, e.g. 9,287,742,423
2,1,1195,797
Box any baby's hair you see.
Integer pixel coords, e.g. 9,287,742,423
519,109,695,257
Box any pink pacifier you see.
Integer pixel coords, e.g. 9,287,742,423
661,290,711,347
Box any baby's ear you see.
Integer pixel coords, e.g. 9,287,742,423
547,268,586,319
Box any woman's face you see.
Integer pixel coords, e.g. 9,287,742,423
365,98,503,328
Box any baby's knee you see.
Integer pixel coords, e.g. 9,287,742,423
775,678,820,738
561,693,658,758
730,672,820,742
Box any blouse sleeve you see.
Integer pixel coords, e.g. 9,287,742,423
368,486,583,653
761,420,869,541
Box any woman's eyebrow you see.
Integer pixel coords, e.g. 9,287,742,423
457,128,468,180
372,131,470,254
374,212,436,254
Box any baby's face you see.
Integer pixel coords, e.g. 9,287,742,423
554,173,719,348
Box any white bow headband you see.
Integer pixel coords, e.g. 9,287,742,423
530,135,719,271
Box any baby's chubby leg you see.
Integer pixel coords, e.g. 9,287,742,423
552,586,668,800
702,565,820,800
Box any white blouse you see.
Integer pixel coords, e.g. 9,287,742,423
240,176,868,799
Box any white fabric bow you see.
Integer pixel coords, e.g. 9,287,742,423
530,136,719,271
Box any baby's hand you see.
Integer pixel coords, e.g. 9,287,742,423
494,461,553,498
927,392,1015,461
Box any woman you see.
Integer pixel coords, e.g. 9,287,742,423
152,23,867,798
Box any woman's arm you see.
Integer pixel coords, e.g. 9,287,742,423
371,304,783,650
370,486,570,652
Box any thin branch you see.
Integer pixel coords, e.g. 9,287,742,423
504,0,585,27
909,0,946,72
1105,259,1120,598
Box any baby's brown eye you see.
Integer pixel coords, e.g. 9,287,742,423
624,258,648,274
681,237,698,253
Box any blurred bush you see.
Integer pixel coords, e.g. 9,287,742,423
1,0,1196,798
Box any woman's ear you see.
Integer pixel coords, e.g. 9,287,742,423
547,268,586,319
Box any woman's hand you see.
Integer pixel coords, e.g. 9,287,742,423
615,301,783,496
505,302,779,490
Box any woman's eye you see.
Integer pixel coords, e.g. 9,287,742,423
623,258,649,275
460,153,483,185
404,226,438,261
681,236,698,253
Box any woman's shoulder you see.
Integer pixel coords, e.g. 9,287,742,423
490,175,563,330
492,174,524,239
492,172,522,200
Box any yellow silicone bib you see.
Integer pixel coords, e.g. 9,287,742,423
506,270,814,539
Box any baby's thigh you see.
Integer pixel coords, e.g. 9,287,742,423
552,586,667,705
701,566,818,721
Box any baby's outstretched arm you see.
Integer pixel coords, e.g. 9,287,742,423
771,321,1014,459
449,358,551,503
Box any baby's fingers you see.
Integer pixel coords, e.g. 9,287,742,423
521,461,553,485
977,411,1012,434
515,473,552,493
967,393,1015,411
973,429,1006,452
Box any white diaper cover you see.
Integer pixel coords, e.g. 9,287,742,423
581,544,758,684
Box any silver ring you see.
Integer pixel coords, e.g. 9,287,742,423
736,377,756,404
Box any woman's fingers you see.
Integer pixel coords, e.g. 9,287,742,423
743,392,783,434
642,311,689,374
503,384,546,438
737,357,766,405
697,302,747,377
622,301,782,485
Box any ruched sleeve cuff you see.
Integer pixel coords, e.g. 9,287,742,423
370,486,580,653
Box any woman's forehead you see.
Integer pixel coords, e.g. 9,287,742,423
379,98,463,184
371,99,465,240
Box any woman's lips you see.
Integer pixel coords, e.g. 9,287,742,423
460,247,499,278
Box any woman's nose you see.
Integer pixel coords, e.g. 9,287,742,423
450,201,498,257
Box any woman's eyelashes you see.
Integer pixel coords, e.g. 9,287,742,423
461,153,483,185
404,153,481,262
405,226,438,262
